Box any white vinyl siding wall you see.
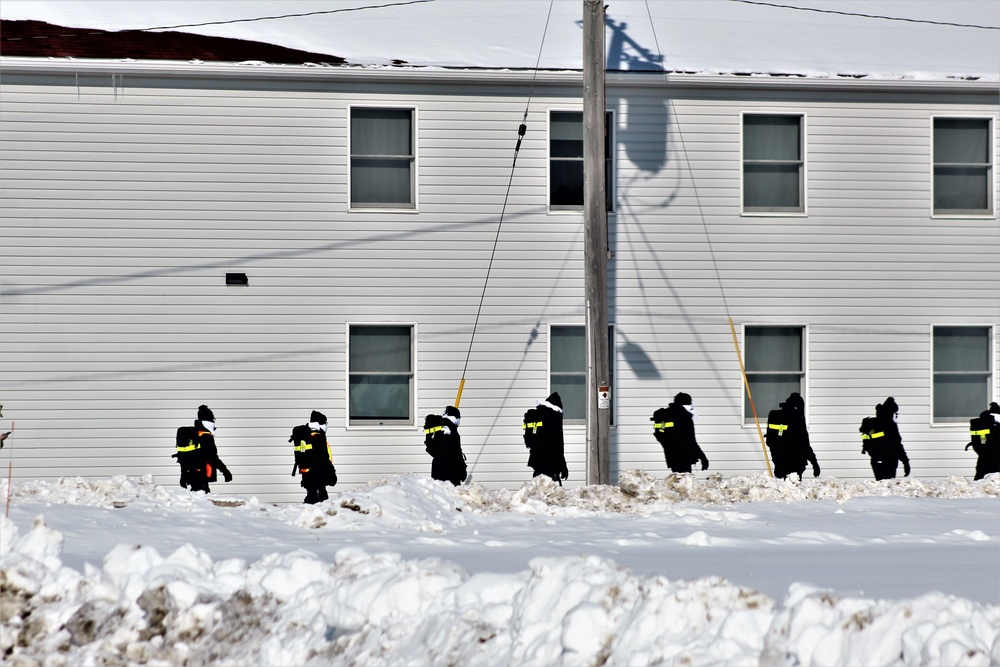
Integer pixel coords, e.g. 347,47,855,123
1,65,997,500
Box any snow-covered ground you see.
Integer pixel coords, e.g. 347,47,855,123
2,471,999,666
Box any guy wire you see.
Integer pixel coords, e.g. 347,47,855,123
457,0,556,395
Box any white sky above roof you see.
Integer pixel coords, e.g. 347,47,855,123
2,0,998,80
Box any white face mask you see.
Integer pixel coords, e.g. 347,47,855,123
893,413,898,423
202,421,216,433
993,414,1000,425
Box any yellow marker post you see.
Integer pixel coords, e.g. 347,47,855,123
729,318,772,476
454,377,466,409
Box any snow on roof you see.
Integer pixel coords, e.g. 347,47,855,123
1,0,998,81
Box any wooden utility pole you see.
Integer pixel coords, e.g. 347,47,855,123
583,0,611,485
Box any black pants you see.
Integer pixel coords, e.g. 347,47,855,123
871,459,897,480
304,486,329,504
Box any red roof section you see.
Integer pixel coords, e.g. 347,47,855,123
1,19,346,65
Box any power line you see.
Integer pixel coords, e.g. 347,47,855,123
1,0,436,42
728,0,1000,30
137,0,436,33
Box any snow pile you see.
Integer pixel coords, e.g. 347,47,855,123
3,513,998,667
457,470,1000,515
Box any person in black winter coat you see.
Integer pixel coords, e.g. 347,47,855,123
651,392,709,474
861,396,911,480
766,392,820,480
524,392,569,483
290,410,338,504
424,405,467,486
966,402,1000,481
177,405,232,493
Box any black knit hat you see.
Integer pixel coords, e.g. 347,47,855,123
444,405,461,419
197,405,214,423
785,392,804,409
673,392,692,406
989,402,1000,414
310,410,327,425
883,396,899,413
545,392,563,408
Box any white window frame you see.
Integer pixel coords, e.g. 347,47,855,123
741,323,809,425
346,322,417,429
930,116,995,218
348,105,418,212
548,323,616,427
740,112,808,217
929,324,995,426
547,108,615,214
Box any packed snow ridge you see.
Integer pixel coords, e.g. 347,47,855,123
2,472,999,666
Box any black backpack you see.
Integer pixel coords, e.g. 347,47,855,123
651,407,673,446
173,426,201,468
968,414,992,454
765,408,788,447
423,413,447,447
522,407,545,448
290,424,314,468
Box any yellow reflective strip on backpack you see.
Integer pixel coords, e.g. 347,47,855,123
425,425,443,435
294,441,313,452
653,422,674,430
860,433,870,440
522,421,542,434
971,429,991,437
870,431,885,439
177,437,199,452
768,423,788,432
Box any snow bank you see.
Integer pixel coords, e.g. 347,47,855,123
3,513,998,667
6,470,998,516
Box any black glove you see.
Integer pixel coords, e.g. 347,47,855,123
700,456,709,471
223,468,233,483
179,475,188,489
903,460,910,477
812,462,821,478
560,465,569,481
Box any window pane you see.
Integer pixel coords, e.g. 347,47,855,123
552,326,586,372
552,374,586,421
349,375,410,420
352,108,412,156
933,374,988,421
745,327,802,372
933,167,989,211
934,326,989,373
551,161,584,207
745,374,801,419
745,116,800,161
934,119,988,163
744,164,801,209
551,112,584,157
350,326,411,373
351,158,413,205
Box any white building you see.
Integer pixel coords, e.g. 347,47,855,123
1,1,997,501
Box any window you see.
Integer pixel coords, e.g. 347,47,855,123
932,326,992,422
549,110,613,211
350,107,415,209
744,326,804,422
743,114,804,213
348,325,414,425
933,118,993,215
550,324,615,424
